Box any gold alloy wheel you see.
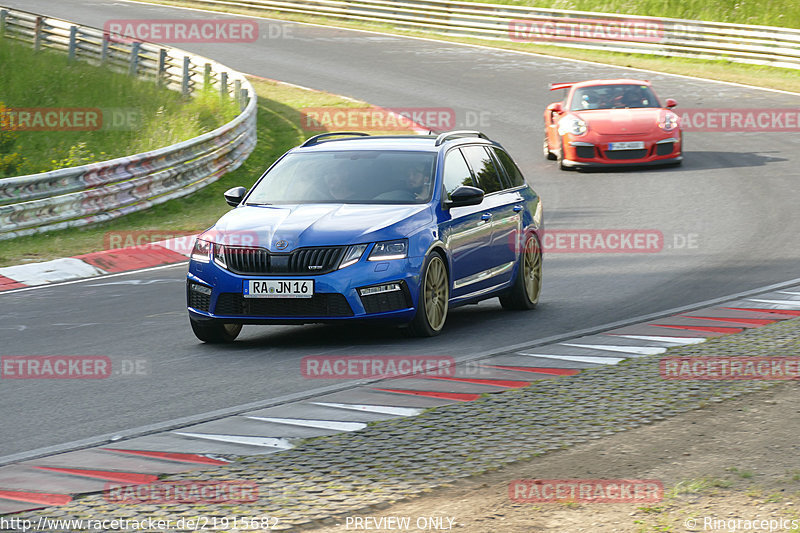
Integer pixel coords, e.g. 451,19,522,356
423,255,448,331
523,236,542,304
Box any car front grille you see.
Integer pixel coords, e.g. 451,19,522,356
224,246,345,275
655,142,674,156
574,145,595,159
214,292,354,317
604,149,648,160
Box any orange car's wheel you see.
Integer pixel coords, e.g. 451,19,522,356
543,132,557,161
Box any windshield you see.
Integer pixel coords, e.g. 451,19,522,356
570,84,661,111
246,150,437,205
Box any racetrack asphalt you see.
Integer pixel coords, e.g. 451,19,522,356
1,0,799,461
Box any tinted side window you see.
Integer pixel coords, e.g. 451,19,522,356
492,148,526,187
442,149,475,200
461,145,503,194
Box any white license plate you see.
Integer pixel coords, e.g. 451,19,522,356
244,280,314,298
608,141,645,150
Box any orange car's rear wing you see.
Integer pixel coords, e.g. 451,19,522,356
549,83,575,91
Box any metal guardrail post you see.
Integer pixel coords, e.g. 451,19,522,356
158,48,167,87
234,79,243,110
204,63,212,88
182,56,191,96
129,41,140,76
68,26,77,62
0,10,7,36
0,6,258,241
100,32,109,65
220,71,228,101
34,16,42,51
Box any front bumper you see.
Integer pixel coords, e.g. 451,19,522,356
561,134,682,168
186,255,424,325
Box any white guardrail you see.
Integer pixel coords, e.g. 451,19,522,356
174,0,800,69
0,7,257,240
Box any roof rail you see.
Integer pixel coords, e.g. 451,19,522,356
300,132,370,147
434,130,489,146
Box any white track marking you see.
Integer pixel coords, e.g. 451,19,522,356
560,343,667,355
0,258,106,286
517,353,624,365
311,402,422,416
0,262,187,295
174,432,293,449
611,335,706,345
246,416,366,431
746,299,800,307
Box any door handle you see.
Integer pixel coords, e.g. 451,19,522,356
481,213,493,221
512,205,524,212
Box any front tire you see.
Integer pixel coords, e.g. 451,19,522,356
500,233,542,310
406,253,449,337
190,318,242,343
557,138,571,171
544,132,557,160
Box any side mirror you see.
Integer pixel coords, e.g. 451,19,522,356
445,185,484,208
224,186,247,207
549,102,563,113
665,98,677,108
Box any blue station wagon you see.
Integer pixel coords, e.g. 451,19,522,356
186,131,543,342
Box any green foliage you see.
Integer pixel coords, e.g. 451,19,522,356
464,0,800,28
0,102,25,178
0,38,238,176
49,142,108,170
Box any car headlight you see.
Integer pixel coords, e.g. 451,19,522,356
659,111,679,131
213,243,227,269
558,115,588,136
190,239,211,263
368,239,408,261
339,244,369,269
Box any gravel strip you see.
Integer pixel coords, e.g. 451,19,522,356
9,318,800,532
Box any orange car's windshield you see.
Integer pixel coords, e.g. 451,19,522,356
570,84,661,111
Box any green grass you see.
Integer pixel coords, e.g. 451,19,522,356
141,0,800,94
459,0,800,29
0,37,238,177
0,77,411,266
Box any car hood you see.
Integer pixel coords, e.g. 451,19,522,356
203,203,433,250
575,108,662,135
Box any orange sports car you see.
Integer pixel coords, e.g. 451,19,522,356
543,79,682,170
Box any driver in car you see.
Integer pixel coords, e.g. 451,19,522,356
407,163,432,201
324,164,357,201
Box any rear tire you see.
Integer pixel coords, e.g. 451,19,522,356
190,318,242,343
500,233,542,310
406,253,449,337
